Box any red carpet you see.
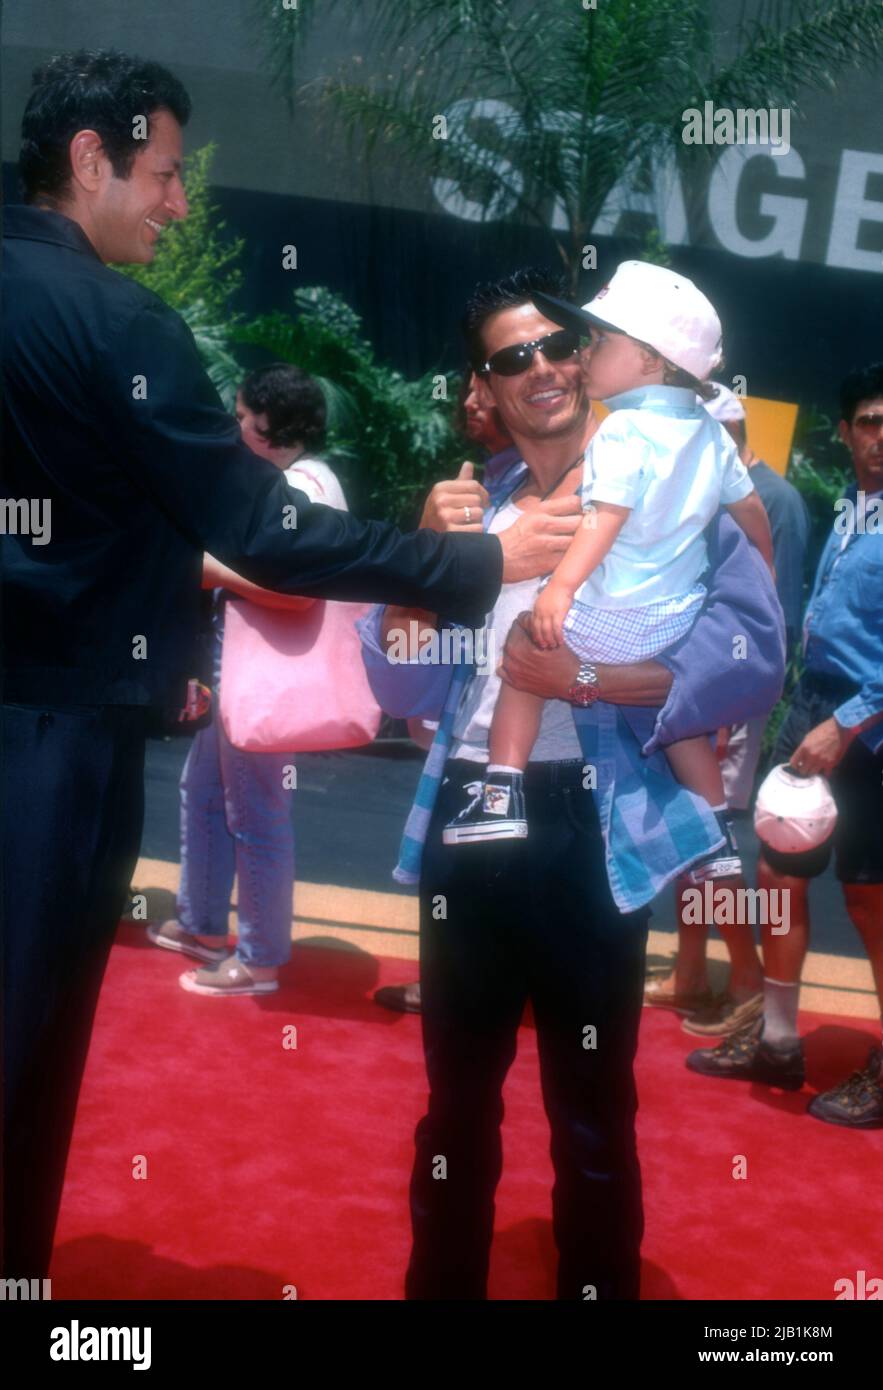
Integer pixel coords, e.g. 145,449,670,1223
51,925,883,1300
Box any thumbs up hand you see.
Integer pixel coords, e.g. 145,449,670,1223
418,460,489,533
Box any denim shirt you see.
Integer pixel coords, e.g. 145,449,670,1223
358,459,786,912
802,486,883,753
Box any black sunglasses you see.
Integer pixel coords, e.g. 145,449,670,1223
481,329,581,378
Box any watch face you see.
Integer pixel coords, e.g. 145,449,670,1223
568,682,598,706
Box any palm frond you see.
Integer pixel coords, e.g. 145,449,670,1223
690,0,883,111
179,302,245,412
312,375,359,435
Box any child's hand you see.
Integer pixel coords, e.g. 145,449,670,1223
532,581,573,649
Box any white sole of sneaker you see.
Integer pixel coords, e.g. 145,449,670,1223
442,821,528,844
146,925,228,964
686,856,743,884
178,971,278,997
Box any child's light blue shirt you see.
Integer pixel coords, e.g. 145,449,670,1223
577,385,754,609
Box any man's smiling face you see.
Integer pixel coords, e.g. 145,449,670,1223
475,303,587,444
95,108,188,264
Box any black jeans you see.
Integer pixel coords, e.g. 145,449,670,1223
406,759,649,1301
1,703,147,1278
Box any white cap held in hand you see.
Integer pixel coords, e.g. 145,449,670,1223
754,762,838,855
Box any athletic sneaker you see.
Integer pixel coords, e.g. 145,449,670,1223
147,919,228,965
685,811,743,884
685,1017,805,1090
179,955,279,996
442,773,528,844
807,1047,883,1129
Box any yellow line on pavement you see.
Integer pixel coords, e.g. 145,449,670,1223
131,856,421,961
130,856,880,1015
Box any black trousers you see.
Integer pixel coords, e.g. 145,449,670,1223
1,703,147,1278
406,759,650,1301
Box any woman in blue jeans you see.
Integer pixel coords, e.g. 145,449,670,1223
148,365,347,995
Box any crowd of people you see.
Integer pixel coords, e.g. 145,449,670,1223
2,47,881,1298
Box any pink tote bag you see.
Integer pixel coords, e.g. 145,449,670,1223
219,595,382,753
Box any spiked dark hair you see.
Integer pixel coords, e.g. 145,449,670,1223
462,266,569,373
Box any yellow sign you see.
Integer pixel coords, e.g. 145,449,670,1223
591,396,799,476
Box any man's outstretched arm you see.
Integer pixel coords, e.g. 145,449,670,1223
105,304,576,622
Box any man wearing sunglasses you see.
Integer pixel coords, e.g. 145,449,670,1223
688,362,883,1126
360,266,784,1299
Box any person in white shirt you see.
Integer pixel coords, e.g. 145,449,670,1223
149,364,346,995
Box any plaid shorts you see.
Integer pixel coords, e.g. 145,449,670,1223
562,583,707,663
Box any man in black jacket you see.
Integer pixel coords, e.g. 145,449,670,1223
0,50,577,1278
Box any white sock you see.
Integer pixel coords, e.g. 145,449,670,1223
487,764,523,778
762,977,800,1046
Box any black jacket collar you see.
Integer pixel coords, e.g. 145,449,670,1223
3,204,102,261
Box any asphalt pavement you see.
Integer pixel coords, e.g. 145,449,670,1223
143,734,862,959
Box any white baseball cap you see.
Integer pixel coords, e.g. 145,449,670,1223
534,260,724,380
704,382,746,424
753,763,838,855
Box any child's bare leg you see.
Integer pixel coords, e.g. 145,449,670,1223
668,736,758,995
488,681,545,771
665,735,726,807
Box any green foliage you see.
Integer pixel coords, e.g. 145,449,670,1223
233,287,467,521
787,406,852,562
110,141,466,520
638,227,673,268
178,302,245,413
256,0,883,287
116,144,244,318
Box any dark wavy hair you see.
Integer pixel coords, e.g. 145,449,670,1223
19,49,191,203
462,266,569,373
239,364,327,451
840,362,883,423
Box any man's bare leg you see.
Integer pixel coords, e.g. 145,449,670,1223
670,876,764,999
844,883,883,1071
758,860,811,1047
759,861,812,982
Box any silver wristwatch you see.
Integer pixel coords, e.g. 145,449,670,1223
567,659,600,707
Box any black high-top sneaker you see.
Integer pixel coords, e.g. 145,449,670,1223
686,810,743,884
442,771,528,844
